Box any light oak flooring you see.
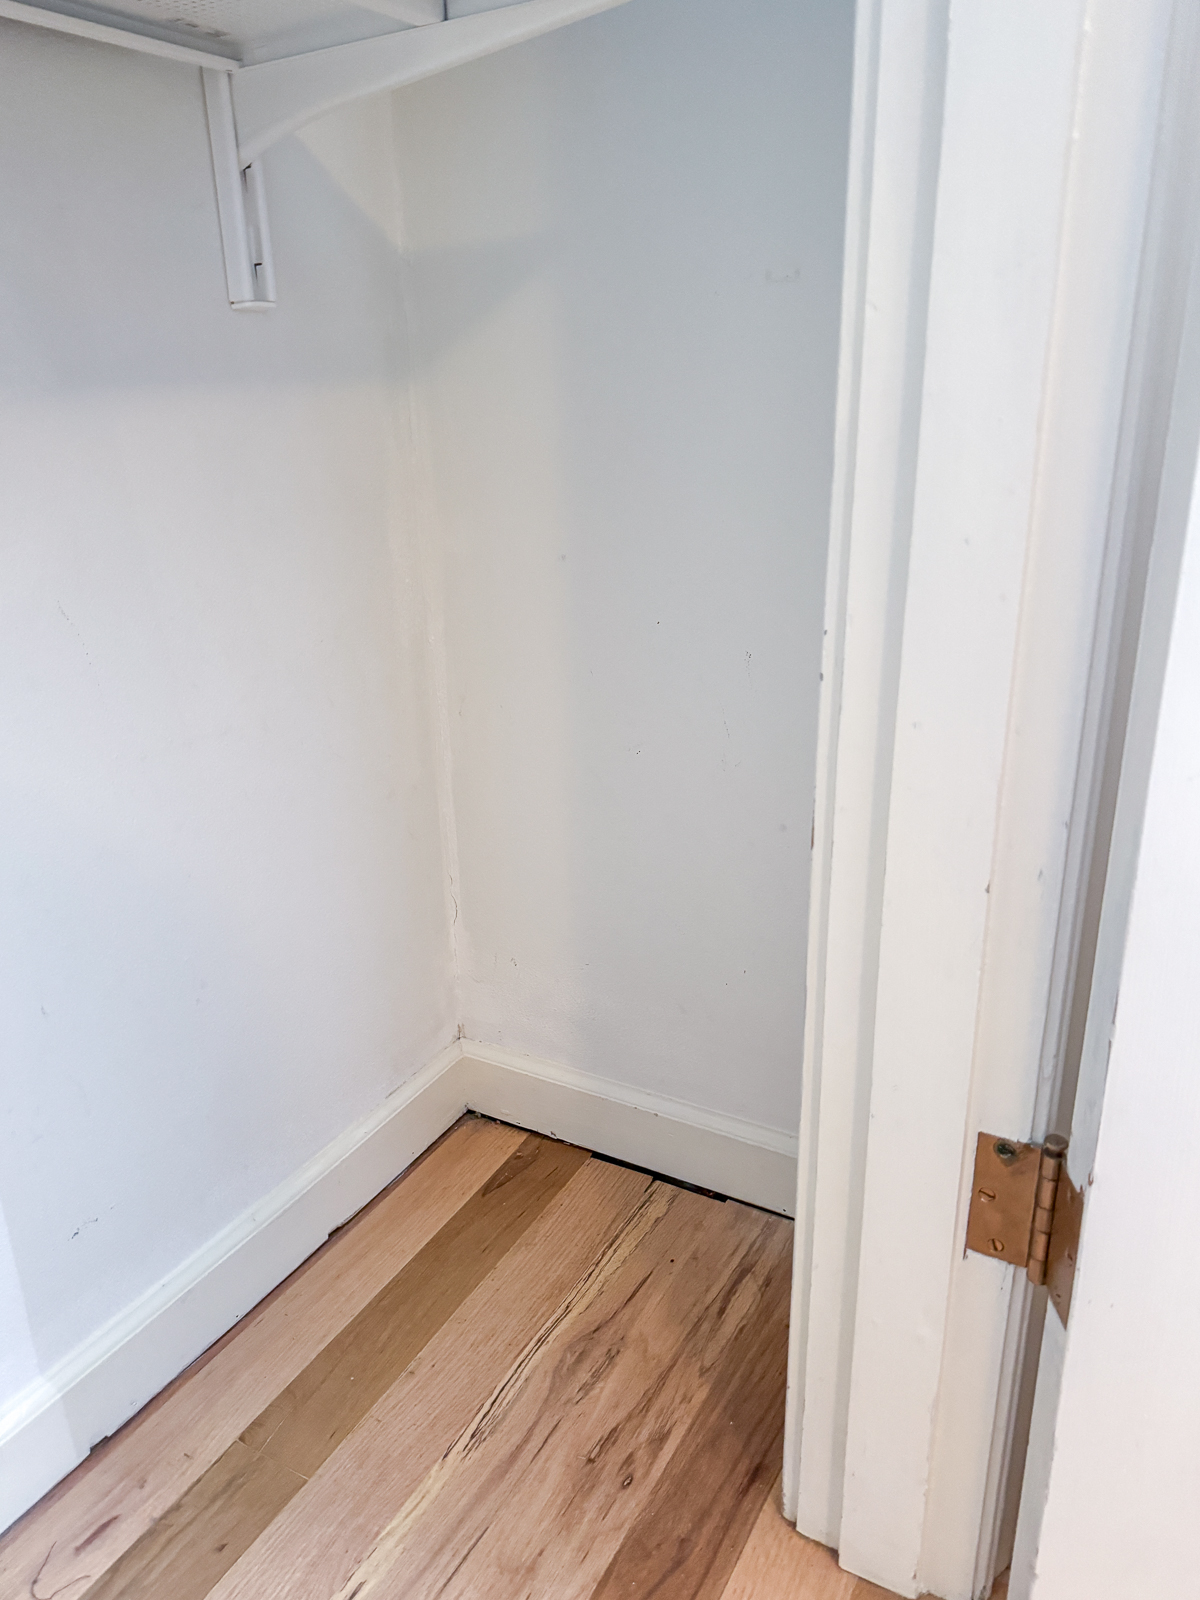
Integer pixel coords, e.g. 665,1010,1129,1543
0,1117,1004,1600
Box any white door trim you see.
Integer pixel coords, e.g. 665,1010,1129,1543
783,0,951,1556
784,3,1185,1596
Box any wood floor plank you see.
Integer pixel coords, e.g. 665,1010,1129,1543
241,1133,590,1477
331,1196,792,1600
7,1123,806,1600
0,1116,523,1600
69,1134,586,1600
204,1157,659,1600
588,1210,792,1600
79,1444,304,1600
719,1476,858,1600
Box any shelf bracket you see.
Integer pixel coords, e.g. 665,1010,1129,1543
5,0,632,309
203,68,276,311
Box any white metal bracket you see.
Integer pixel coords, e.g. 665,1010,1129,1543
203,69,276,311
6,0,632,309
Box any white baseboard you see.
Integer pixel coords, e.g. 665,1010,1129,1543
0,1041,468,1533
0,1039,796,1532
460,1041,798,1217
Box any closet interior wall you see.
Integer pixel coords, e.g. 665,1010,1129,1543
0,0,853,1527
0,33,456,1513
395,0,853,1132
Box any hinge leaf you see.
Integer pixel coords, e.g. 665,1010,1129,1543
966,1130,1082,1326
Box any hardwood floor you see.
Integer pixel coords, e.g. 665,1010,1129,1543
1,1116,949,1600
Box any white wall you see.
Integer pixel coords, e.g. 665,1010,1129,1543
0,0,850,1526
0,18,454,1454
394,0,852,1132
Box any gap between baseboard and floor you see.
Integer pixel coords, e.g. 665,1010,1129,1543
0,1039,797,1533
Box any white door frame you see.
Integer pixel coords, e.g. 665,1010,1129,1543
783,2,1191,1596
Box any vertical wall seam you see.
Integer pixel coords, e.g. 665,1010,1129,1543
388,91,464,1020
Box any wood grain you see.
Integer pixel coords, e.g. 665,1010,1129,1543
332,1193,791,1600
80,1444,304,1600
205,1156,659,1600
241,1134,590,1476
6,1121,823,1600
721,1477,857,1600
0,1116,523,1600
589,1209,792,1600
71,1134,586,1600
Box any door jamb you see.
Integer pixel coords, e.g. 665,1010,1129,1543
783,3,1191,1596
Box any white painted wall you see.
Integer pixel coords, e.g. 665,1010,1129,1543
0,17,455,1479
0,0,851,1526
393,0,853,1132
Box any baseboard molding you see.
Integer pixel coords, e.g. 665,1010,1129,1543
0,1038,796,1532
0,1040,468,1533
460,1042,798,1217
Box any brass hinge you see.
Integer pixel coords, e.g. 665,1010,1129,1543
965,1132,1084,1326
